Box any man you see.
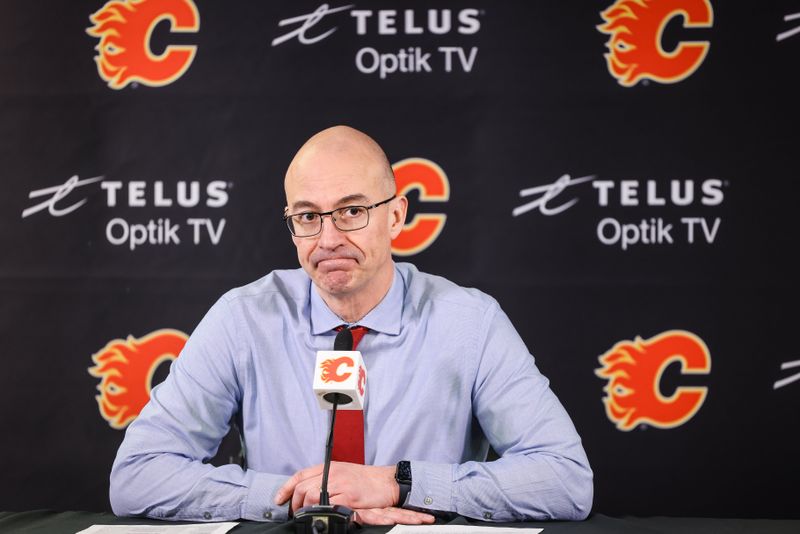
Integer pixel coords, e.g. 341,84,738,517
110,126,593,526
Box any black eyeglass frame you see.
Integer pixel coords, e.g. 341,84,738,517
282,195,397,237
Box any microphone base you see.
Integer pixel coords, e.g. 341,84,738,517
293,504,354,534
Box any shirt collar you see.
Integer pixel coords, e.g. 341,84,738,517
310,265,404,336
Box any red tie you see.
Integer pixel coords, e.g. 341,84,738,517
331,325,368,464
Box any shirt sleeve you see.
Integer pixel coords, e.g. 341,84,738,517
109,296,290,522
406,301,593,521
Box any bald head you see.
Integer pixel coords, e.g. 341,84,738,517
285,126,396,198
282,126,408,319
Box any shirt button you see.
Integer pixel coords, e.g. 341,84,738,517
202,512,212,520
483,512,493,520
263,511,272,519
424,496,433,505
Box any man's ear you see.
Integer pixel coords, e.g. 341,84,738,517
388,196,408,240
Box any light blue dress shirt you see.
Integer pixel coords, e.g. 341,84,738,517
110,262,593,523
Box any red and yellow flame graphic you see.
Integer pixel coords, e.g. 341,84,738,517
391,158,450,256
320,356,354,383
89,329,188,429
86,0,200,89
597,0,713,87
595,330,711,430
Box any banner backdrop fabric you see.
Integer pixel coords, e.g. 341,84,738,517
1,0,798,519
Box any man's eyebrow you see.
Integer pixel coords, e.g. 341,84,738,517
290,200,320,211
290,194,371,212
336,194,371,206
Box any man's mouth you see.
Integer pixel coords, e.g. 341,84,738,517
316,257,357,271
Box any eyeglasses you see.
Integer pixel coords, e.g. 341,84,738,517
283,195,396,237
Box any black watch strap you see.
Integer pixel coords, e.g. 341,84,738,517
395,460,412,506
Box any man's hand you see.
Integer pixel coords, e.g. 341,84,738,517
353,507,435,526
275,462,425,517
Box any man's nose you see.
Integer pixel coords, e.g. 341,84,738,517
316,214,347,249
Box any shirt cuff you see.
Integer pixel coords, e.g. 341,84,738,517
243,471,290,522
406,461,455,513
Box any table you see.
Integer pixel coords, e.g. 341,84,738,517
1,511,799,534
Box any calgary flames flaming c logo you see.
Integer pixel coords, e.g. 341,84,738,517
86,0,200,89
89,329,188,429
595,330,711,431
391,158,449,256
320,356,354,383
597,0,713,87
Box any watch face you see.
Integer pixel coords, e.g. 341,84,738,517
396,460,412,482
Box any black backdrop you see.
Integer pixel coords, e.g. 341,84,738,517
1,0,798,519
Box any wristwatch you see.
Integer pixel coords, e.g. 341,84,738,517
395,460,412,506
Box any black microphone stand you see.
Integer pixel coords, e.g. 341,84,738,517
294,394,355,534
319,399,337,507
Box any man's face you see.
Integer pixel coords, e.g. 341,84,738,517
284,149,405,300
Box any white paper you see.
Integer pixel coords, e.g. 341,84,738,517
388,526,542,534
75,522,239,534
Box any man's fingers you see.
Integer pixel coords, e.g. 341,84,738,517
301,482,323,509
355,507,435,526
291,489,305,512
292,478,316,512
275,462,394,511
328,489,357,509
274,465,324,505
354,507,436,526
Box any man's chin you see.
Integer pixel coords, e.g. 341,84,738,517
316,270,355,295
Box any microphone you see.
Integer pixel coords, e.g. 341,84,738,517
312,329,367,412
334,327,352,351
294,328,367,534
